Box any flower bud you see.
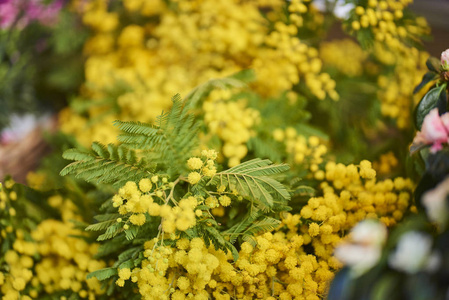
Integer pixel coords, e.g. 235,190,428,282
441,49,449,69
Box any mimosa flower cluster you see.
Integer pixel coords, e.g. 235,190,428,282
187,149,219,184
375,43,428,128
320,39,368,77
113,178,197,233
283,159,413,278
59,0,338,148
105,157,413,300
118,233,334,300
350,0,428,43
203,91,259,167
273,127,327,176
0,182,105,300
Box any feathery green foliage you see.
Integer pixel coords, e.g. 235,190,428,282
61,93,201,184
86,268,117,281
60,92,293,281
114,94,200,176
208,158,291,211
60,142,154,188
241,217,281,246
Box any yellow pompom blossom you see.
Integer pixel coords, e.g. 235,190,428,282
30,220,105,298
375,43,428,128
359,160,377,179
26,171,48,190
274,127,327,174
373,151,399,176
205,196,219,209
107,158,413,299
203,90,259,167
291,159,413,266
346,0,430,128
350,0,428,41
113,179,198,233
275,160,413,298
161,197,198,233
320,39,368,77
60,0,338,149
1,247,35,298
187,151,218,183
0,192,106,299
201,149,218,160
0,181,10,210
130,213,147,226
119,232,334,299
218,195,231,207
139,178,153,193
187,172,202,185
187,157,203,170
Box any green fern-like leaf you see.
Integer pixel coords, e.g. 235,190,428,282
97,223,122,241
114,94,200,176
292,185,316,197
248,136,283,163
208,158,290,211
117,246,142,263
242,235,257,247
223,211,260,244
124,226,139,241
60,142,153,188
242,217,281,239
86,220,116,232
204,226,239,261
85,213,121,232
86,267,117,281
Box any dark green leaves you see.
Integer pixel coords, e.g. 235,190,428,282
426,57,441,73
415,85,447,130
414,57,443,94
413,72,439,94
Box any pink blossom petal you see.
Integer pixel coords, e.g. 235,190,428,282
430,142,444,153
440,113,449,132
442,49,449,66
0,1,19,28
421,108,448,143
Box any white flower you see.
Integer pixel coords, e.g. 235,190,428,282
334,244,382,276
334,220,387,277
313,0,355,19
388,231,440,274
350,219,388,246
441,49,449,68
422,176,449,229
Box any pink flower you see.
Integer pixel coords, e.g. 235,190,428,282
0,0,19,28
411,108,449,153
26,0,63,27
442,49,449,69
0,0,63,29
